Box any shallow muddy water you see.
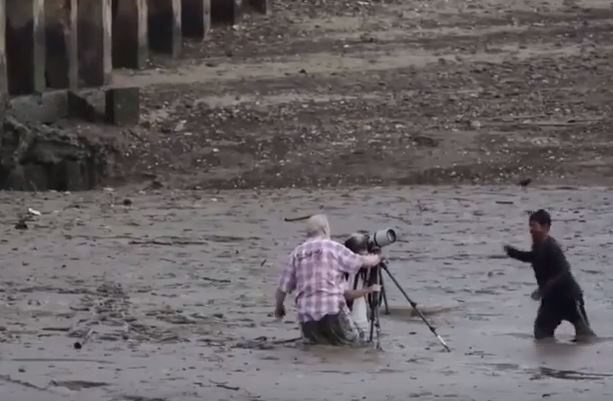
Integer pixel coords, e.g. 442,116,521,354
1,185,612,400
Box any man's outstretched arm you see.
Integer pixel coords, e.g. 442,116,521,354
504,245,534,263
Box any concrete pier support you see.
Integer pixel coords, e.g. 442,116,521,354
77,0,112,87
148,0,181,57
112,0,148,69
181,0,210,40
45,0,78,89
211,0,242,25
5,0,46,95
0,0,7,110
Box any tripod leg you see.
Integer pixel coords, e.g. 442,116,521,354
368,293,376,342
373,300,382,350
381,264,451,352
379,269,390,315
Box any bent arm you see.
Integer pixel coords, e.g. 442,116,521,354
334,242,380,274
344,288,371,301
276,288,287,308
275,256,295,318
278,255,297,294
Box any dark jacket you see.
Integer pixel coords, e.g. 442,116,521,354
506,236,582,300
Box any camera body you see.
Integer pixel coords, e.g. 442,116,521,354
344,228,397,255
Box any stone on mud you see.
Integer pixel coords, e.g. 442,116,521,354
105,87,140,126
0,116,110,191
67,89,106,122
8,91,69,123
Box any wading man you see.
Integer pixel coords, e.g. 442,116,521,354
504,209,596,340
274,215,381,345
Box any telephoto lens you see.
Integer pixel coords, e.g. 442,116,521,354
370,228,397,248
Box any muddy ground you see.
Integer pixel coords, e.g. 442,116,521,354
1,186,613,401
109,0,613,189
3,0,613,400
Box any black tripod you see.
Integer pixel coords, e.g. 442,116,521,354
351,262,383,349
353,257,451,352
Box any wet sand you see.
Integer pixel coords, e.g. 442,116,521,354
1,185,613,400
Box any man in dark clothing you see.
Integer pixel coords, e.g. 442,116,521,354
504,209,596,340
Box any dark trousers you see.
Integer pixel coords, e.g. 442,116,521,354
534,295,595,339
300,310,360,346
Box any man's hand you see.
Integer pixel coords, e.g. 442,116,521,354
367,284,381,293
274,304,286,320
503,244,514,255
274,289,287,320
530,288,542,301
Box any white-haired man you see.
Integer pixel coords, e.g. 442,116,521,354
274,215,381,345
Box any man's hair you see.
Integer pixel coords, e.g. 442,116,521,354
306,214,330,238
529,209,551,227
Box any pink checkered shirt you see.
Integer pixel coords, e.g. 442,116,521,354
278,237,364,323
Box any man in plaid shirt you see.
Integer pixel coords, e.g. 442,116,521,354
274,215,381,345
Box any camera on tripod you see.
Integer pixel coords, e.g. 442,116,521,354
344,228,396,312
343,228,397,347
343,227,452,352
344,228,397,255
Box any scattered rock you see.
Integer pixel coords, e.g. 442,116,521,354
147,180,164,190
470,120,482,129
0,116,114,191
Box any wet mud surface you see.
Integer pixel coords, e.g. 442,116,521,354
110,0,613,189
1,186,613,400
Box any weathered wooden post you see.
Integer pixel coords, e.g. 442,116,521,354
112,0,148,69
182,0,210,40
148,0,181,58
245,0,269,14
5,0,46,95
77,0,112,87
45,0,78,89
211,0,242,25
67,0,78,89
0,0,7,112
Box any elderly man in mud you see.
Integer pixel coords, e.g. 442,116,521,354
274,215,381,345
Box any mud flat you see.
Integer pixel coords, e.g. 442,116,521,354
1,185,613,400
110,0,613,190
